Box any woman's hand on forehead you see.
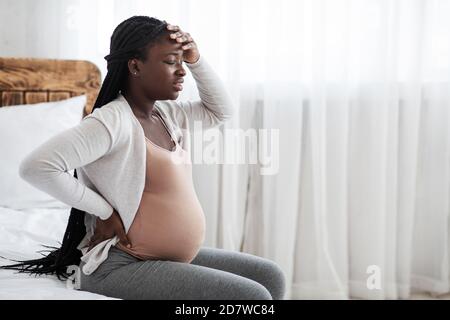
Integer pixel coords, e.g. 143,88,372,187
166,23,200,64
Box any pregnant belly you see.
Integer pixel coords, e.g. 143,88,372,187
116,191,206,263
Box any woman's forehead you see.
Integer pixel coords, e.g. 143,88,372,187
152,35,184,56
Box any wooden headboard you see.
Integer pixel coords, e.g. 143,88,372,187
0,57,101,116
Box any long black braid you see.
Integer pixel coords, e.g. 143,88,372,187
0,16,170,281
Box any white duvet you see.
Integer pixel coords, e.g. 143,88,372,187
0,206,118,300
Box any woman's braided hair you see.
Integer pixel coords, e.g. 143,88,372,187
0,16,169,280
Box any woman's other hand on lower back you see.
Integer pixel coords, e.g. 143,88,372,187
87,209,131,252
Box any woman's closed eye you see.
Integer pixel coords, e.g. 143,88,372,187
165,60,183,65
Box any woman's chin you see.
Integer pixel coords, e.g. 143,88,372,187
170,91,181,99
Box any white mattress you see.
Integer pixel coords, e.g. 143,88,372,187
0,206,118,299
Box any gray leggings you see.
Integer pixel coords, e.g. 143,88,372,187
78,246,286,300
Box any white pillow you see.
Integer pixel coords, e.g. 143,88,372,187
0,95,86,209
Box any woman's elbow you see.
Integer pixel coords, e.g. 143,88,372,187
18,154,45,184
212,107,234,125
19,156,35,182
217,99,236,122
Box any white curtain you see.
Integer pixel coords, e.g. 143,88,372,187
1,0,450,299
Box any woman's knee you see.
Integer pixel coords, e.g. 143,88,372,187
256,259,287,300
244,281,273,300
225,278,273,300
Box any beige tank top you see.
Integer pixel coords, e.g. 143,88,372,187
115,112,206,263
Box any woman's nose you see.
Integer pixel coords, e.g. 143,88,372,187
176,65,186,76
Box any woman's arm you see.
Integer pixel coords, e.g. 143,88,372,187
164,23,234,129
178,55,235,129
18,117,117,220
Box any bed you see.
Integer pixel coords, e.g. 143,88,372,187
0,57,118,299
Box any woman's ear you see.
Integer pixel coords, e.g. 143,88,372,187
127,58,140,76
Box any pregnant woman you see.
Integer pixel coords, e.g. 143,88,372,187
0,16,286,300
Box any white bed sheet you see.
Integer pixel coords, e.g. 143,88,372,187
0,206,118,300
